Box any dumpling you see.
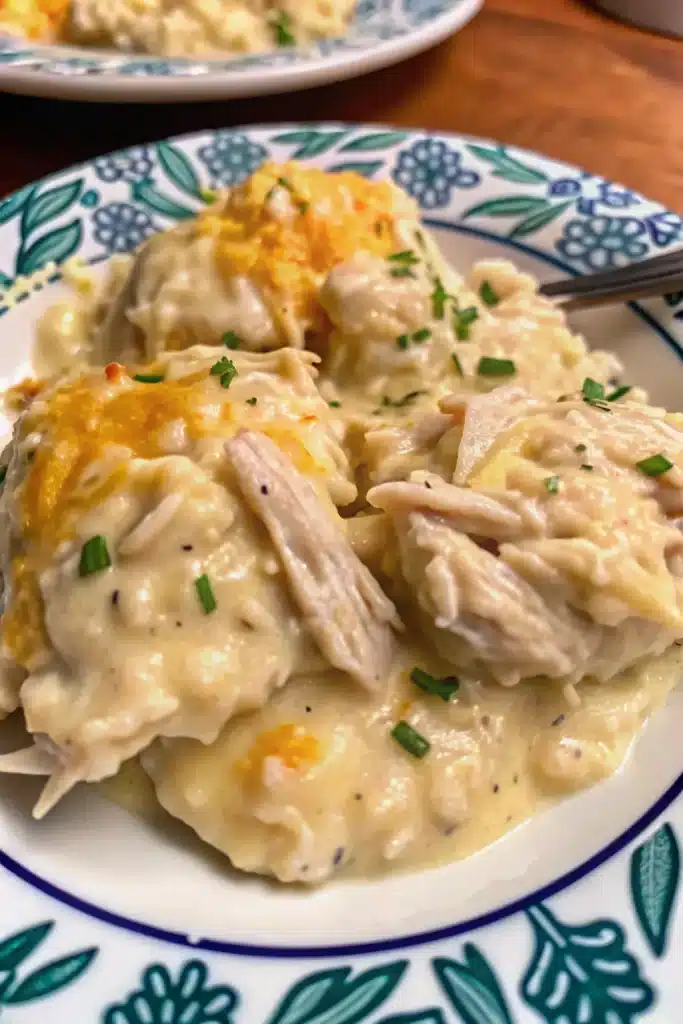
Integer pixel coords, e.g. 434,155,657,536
142,663,519,884
84,162,423,364
0,345,364,814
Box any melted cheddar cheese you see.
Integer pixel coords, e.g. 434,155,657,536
199,163,412,341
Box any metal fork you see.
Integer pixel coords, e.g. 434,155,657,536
539,247,683,311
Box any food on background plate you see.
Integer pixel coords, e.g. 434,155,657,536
0,0,357,56
0,160,681,884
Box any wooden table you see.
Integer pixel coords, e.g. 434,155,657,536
1,0,682,208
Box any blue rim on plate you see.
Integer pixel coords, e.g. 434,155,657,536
0,123,681,1022
0,0,481,101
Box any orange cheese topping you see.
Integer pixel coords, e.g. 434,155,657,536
199,162,404,340
19,370,213,546
236,723,321,787
3,367,222,667
2,361,335,667
0,0,69,39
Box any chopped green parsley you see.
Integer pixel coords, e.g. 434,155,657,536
390,267,417,279
477,356,516,377
79,536,111,577
273,11,295,45
195,574,217,614
134,373,164,384
410,667,459,702
392,721,430,758
388,249,420,266
479,280,500,306
222,330,241,349
431,278,449,319
210,356,238,389
454,305,479,341
606,385,632,402
636,454,673,477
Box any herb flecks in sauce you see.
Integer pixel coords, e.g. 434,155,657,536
392,721,430,758
410,667,459,702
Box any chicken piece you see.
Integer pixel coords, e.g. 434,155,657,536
226,431,399,691
369,395,683,686
441,385,539,484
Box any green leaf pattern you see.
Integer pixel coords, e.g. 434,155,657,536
17,218,83,275
267,963,408,1024
0,920,97,1011
0,922,53,970
21,179,84,237
130,180,196,220
434,944,513,1024
631,823,681,958
338,132,409,152
462,195,572,239
510,200,573,239
377,1011,446,1024
270,130,350,159
156,141,202,199
328,161,383,178
5,948,97,1004
0,183,36,226
521,904,655,1023
465,144,548,185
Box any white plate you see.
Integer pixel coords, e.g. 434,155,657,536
0,123,682,1021
0,0,481,102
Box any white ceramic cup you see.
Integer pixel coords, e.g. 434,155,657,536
593,0,683,37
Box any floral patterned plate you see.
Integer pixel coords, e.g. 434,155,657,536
0,123,682,1022
0,0,480,102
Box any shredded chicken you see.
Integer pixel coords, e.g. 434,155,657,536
369,397,683,686
226,430,400,691
441,385,538,484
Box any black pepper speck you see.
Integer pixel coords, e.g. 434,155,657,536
354,793,363,801
333,847,345,866
492,783,500,794
305,705,312,713
425,481,432,489
182,544,193,552
111,590,120,607
260,485,269,495
176,621,182,628
551,713,566,727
